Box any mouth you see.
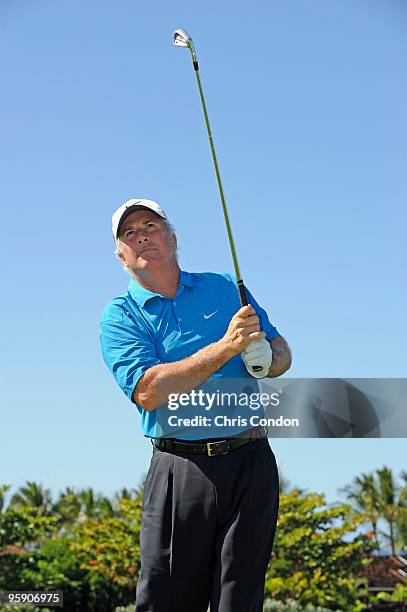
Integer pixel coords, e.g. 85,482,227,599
138,247,158,257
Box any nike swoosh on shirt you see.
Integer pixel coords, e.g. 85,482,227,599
203,311,218,319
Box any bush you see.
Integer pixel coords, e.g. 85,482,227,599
265,491,372,610
263,601,342,611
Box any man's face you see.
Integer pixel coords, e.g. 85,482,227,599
117,210,177,273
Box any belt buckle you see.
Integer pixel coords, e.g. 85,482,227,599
207,440,230,456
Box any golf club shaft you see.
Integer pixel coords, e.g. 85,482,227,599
175,31,263,372
192,63,249,308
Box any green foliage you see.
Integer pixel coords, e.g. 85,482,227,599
340,473,381,548
0,507,58,592
67,496,143,610
0,485,11,513
0,508,56,549
396,471,407,553
263,602,342,611
370,581,407,605
341,467,407,554
0,607,53,612
265,490,372,610
16,539,89,610
9,482,53,517
1,472,405,611
0,489,142,611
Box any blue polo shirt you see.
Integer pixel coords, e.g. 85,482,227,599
100,271,280,439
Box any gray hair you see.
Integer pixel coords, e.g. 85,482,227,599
115,219,179,274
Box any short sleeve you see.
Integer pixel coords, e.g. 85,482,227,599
100,303,161,407
244,286,280,342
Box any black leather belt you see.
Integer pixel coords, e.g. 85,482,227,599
152,426,268,457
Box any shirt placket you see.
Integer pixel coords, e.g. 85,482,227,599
172,285,185,332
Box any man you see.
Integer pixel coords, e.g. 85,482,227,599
100,198,291,612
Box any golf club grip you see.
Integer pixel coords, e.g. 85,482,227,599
237,279,248,307
237,280,263,373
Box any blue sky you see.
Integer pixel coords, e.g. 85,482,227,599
1,0,406,504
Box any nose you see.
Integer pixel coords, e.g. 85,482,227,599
137,233,149,244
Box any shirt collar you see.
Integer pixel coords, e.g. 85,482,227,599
128,270,200,307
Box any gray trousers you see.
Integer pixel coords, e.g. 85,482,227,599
135,437,279,612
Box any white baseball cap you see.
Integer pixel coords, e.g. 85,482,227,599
112,198,168,240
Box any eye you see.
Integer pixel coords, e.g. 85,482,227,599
125,229,136,238
146,222,157,230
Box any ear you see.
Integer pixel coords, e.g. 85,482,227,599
171,233,177,251
118,253,128,267
116,241,129,267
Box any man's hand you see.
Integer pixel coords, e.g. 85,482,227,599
220,305,266,358
133,305,291,411
241,338,272,379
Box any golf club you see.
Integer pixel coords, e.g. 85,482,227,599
173,28,263,372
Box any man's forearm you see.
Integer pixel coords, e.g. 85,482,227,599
133,339,233,411
268,336,292,378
